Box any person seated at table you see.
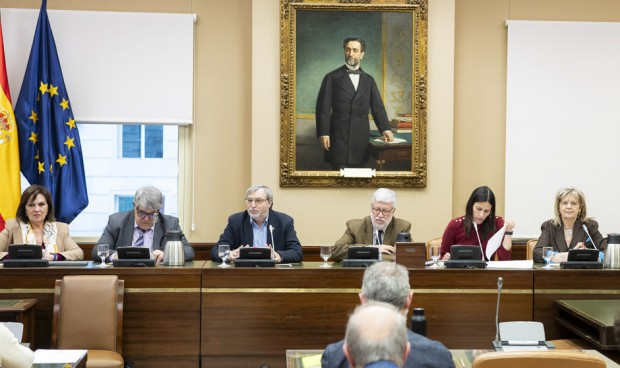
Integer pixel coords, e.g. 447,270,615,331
533,187,605,263
212,184,303,264
441,186,515,261
93,185,194,263
0,185,83,261
331,188,411,261
321,262,455,368
0,323,34,368
343,302,410,368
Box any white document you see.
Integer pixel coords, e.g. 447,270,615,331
373,137,407,144
485,226,506,260
33,349,87,363
500,345,548,352
486,260,533,269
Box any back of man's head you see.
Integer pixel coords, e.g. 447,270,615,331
361,262,410,310
344,302,409,367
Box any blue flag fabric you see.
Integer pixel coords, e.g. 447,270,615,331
15,0,88,224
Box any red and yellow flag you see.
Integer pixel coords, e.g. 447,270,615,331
0,17,21,231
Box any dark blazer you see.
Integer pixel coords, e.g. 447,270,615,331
533,218,605,263
321,329,455,368
331,216,411,261
93,210,195,261
212,209,303,263
316,65,391,166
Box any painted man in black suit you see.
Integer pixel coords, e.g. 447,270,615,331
316,37,394,169
211,184,303,264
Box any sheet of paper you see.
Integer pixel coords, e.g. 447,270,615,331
486,260,533,269
500,345,548,351
373,137,407,144
485,226,506,260
300,354,322,367
33,349,87,363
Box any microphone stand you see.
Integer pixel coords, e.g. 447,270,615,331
493,277,503,350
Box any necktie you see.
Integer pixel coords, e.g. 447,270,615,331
347,69,361,74
376,230,384,245
134,229,146,247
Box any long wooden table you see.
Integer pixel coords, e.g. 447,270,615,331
1,261,618,368
0,262,204,368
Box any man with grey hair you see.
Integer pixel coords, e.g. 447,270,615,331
332,188,411,261
344,302,410,368
322,262,455,368
94,185,195,263
212,184,303,264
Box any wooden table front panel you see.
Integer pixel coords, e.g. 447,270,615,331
533,268,620,340
0,262,204,368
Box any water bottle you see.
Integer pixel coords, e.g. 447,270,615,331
410,307,427,336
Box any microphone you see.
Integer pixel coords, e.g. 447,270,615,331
269,225,276,260
473,223,485,260
582,224,598,250
493,277,504,349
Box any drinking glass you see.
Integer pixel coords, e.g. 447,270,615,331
218,244,231,268
430,246,440,268
97,244,110,267
542,246,553,269
320,245,332,268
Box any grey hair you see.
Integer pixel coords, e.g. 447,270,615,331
372,188,397,208
345,302,407,367
133,185,163,211
246,184,273,202
361,262,410,309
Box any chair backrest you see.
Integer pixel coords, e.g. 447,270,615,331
52,275,124,352
472,350,606,368
526,239,538,260
499,321,545,341
425,237,442,260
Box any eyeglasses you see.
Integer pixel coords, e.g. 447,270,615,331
371,207,394,216
136,210,159,219
245,198,269,205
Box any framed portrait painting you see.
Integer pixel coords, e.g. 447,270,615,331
279,0,427,188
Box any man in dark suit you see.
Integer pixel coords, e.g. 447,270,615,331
93,185,194,263
321,262,455,368
316,37,394,169
331,188,411,261
212,184,303,264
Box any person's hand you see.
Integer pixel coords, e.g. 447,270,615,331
320,136,330,150
379,244,396,255
228,245,247,261
575,242,587,249
152,249,165,263
504,220,516,232
551,252,568,263
42,250,53,261
382,130,394,142
442,252,451,261
267,244,283,263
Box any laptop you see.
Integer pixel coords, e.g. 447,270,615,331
560,249,602,269
2,244,49,268
112,247,155,267
235,247,275,268
444,245,486,269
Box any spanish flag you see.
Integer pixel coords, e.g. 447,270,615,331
0,16,20,231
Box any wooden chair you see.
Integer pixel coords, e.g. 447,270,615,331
472,350,606,368
53,275,124,368
526,239,538,260
425,237,442,260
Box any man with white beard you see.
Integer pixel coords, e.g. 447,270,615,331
331,188,411,261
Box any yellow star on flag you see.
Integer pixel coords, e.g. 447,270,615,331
29,111,39,123
37,161,45,174
60,98,69,110
56,154,67,167
64,136,75,149
49,163,54,173
39,81,49,95
66,118,76,129
28,132,38,144
49,84,59,98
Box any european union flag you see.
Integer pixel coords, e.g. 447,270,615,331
14,0,88,224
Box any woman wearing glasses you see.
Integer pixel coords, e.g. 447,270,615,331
440,186,515,261
0,184,84,261
92,185,195,263
331,188,411,261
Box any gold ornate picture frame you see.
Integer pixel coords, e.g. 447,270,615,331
279,0,427,188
